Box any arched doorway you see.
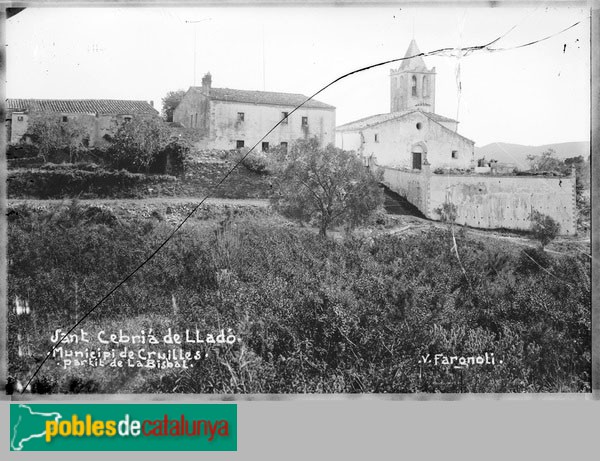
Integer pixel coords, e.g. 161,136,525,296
411,142,427,170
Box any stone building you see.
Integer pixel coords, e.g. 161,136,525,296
5,99,158,147
336,39,475,170
173,73,336,151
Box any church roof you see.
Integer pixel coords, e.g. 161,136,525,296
336,109,474,144
337,110,456,131
399,39,428,71
6,98,158,115
191,86,335,110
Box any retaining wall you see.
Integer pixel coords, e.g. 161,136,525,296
378,164,577,235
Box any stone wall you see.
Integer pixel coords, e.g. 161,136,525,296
8,112,154,147
379,165,429,216
378,164,577,235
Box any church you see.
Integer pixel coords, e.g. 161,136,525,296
336,40,475,170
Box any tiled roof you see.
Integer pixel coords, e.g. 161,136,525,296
337,110,457,132
6,99,158,115
191,87,335,110
424,112,459,124
337,109,474,144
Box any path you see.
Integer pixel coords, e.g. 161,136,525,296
7,197,270,207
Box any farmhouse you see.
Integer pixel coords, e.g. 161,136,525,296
336,39,475,170
173,73,336,151
5,98,158,147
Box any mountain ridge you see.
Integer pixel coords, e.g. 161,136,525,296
474,141,590,169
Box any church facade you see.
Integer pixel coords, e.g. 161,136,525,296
336,40,475,170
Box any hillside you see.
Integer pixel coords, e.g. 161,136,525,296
475,141,590,169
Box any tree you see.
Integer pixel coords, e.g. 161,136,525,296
526,149,567,173
161,90,186,122
108,117,171,172
270,138,384,237
530,209,560,249
26,114,89,163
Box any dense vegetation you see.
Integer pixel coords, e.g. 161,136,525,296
10,115,189,176
7,158,273,200
8,167,177,199
8,202,591,394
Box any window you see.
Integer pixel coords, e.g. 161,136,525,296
262,142,269,152
280,141,288,150
301,116,308,127
62,116,68,122
281,112,289,124
416,122,422,130
422,76,429,97
17,116,23,122
237,112,245,122
190,115,193,127
236,140,245,149
451,150,458,159
123,116,132,123
411,75,418,97
194,113,198,127
374,133,379,143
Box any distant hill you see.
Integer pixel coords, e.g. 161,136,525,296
475,141,590,169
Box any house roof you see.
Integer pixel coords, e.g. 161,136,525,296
191,87,335,110
336,109,474,144
6,99,158,115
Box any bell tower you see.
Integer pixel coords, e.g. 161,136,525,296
390,40,436,113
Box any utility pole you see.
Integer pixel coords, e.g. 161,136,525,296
262,25,266,91
185,18,211,86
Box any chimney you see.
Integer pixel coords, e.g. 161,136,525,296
149,100,154,108
202,72,212,93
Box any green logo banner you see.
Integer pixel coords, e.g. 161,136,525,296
10,403,237,451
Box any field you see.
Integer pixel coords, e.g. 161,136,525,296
7,199,591,394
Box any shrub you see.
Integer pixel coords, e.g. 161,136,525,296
7,143,39,159
232,148,271,175
434,201,458,223
107,117,171,172
7,210,591,394
149,138,190,176
529,210,560,248
8,168,177,199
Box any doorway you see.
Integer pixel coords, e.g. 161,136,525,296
412,151,422,170
410,142,427,170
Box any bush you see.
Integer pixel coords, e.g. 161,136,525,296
434,201,458,223
7,143,39,159
107,117,171,172
8,168,177,199
149,138,190,176
530,210,560,248
232,148,271,175
7,208,591,394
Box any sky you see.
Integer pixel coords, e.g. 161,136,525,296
5,6,591,147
